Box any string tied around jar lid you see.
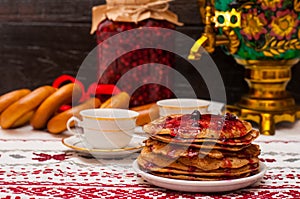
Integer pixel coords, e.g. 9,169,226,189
120,0,170,21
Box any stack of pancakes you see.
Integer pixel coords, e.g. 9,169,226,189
137,111,260,181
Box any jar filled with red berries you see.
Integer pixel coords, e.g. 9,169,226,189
90,0,183,107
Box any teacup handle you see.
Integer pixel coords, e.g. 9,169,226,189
67,116,83,137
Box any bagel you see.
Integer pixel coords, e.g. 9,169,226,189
30,83,82,129
100,92,130,109
130,103,159,126
47,97,101,134
0,89,31,114
11,110,35,128
0,86,56,129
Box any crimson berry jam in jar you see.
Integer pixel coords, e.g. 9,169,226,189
90,0,183,107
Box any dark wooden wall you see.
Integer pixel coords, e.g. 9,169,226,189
0,0,299,105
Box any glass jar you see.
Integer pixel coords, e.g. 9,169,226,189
96,19,176,107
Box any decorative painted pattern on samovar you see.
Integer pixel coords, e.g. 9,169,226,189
190,0,300,135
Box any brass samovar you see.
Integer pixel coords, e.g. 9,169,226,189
190,0,300,135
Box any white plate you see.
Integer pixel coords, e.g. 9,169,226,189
133,160,267,192
62,135,145,159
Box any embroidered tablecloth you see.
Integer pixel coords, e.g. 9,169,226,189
0,121,300,199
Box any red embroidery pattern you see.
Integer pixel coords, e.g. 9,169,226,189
0,161,299,198
32,153,70,162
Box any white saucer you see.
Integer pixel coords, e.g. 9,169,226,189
133,160,267,193
62,135,145,159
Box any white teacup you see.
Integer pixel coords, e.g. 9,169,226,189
156,98,210,116
67,108,139,149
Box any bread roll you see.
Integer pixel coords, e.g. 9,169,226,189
0,89,31,114
30,83,82,129
0,86,56,129
130,103,159,126
47,97,101,134
100,92,130,109
11,110,35,128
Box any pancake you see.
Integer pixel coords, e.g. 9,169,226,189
150,129,259,146
145,138,261,159
150,136,249,151
144,138,225,159
137,111,261,181
143,112,253,139
140,147,259,171
138,156,259,177
178,156,259,171
153,172,254,181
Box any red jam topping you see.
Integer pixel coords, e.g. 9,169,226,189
163,112,247,138
223,158,233,168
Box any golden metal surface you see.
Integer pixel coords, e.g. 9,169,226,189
188,35,208,60
227,104,300,135
189,2,235,59
227,59,300,135
236,59,299,111
214,8,241,28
